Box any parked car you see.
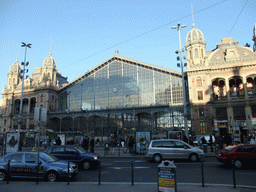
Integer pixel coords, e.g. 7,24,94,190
193,135,215,146
44,145,100,170
216,144,256,168
0,152,78,182
146,139,204,163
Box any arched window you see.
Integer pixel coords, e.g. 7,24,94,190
201,49,203,58
189,50,192,60
40,94,44,102
48,73,51,80
197,77,202,87
195,49,198,58
52,95,55,101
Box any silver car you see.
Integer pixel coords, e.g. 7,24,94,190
146,139,204,163
0,152,78,182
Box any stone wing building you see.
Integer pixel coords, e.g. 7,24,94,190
1,52,68,133
186,23,256,139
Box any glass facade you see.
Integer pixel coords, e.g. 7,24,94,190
58,60,183,111
49,58,189,142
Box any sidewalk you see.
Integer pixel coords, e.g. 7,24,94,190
21,145,217,159
0,181,255,192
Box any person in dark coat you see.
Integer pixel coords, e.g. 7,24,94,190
90,138,95,153
55,137,61,145
201,136,207,145
82,137,89,152
128,136,134,154
183,135,188,143
209,135,213,152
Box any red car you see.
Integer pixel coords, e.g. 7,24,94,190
216,144,256,168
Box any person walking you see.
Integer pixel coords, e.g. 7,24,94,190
90,138,95,152
82,137,89,152
110,138,116,155
128,136,135,154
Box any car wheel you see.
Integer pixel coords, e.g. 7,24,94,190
234,160,242,169
153,154,162,163
189,154,198,162
0,170,6,181
82,161,91,170
47,171,59,182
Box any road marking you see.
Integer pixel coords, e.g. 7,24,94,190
114,160,147,163
110,167,151,169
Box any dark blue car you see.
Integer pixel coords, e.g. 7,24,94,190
44,145,100,170
0,152,78,182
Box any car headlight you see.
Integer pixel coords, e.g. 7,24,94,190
93,156,98,160
62,168,73,173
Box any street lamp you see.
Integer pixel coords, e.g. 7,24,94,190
18,42,31,151
171,23,188,138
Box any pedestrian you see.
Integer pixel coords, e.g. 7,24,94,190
183,135,188,143
110,138,116,155
82,137,89,152
128,136,135,154
96,138,100,147
201,136,207,145
250,136,256,144
55,137,61,145
223,133,232,146
90,138,95,152
121,137,125,148
209,135,213,152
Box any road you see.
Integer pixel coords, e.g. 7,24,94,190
76,157,256,187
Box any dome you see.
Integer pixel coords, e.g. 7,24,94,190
9,61,21,74
186,26,205,44
42,52,56,69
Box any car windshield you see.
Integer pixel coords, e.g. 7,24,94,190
224,145,236,151
74,146,87,153
39,152,58,162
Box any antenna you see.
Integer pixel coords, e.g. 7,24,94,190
191,2,195,29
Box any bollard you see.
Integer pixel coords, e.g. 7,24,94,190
118,145,120,156
201,161,204,187
158,160,177,192
36,160,39,185
98,161,101,185
232,160,236,188
131,160,134,186
7,160,10,184
67,161,70,185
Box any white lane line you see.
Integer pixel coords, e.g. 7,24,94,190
110,167,151,169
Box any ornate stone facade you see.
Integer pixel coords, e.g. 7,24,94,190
0,52,68,133
186,23,256,137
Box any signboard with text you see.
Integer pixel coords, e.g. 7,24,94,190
158,167,175,192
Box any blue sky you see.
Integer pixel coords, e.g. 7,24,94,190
1,0,255,99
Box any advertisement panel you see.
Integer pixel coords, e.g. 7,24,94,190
6,133,19,153
158,167,175,192
136,132,150,153
57,134,66,145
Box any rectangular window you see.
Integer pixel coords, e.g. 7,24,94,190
200,121,206,134
198,91,203,100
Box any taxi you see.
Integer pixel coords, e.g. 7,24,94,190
0,152,78,182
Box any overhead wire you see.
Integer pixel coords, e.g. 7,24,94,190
59,0,230,70
227,0,248,37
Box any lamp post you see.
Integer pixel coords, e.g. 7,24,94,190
18,42,31,151
171,23,188,138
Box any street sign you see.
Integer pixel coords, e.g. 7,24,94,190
34,107,47,122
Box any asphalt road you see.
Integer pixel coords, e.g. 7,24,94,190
76,157,256,187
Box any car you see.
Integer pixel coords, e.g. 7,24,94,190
0,152,78,182
146,139,204,163
44,145,100,170
193,135,215,146
216,144,256,168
